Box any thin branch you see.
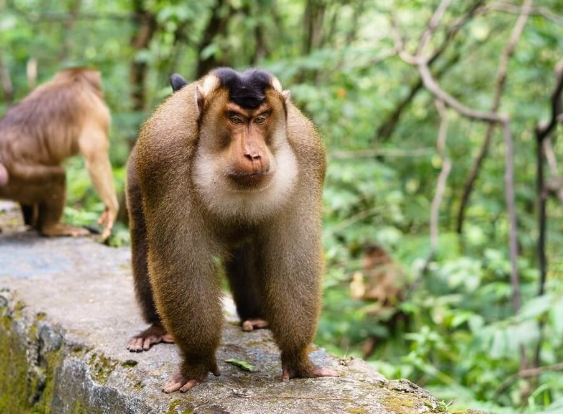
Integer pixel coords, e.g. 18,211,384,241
417,62,506,123
502,121,521,313
533,57,563,371
417,0,453,56
328,207,384,234
6,0,131,22
406,99,451,296
543,139,563,206
376,1,484,141
330,148,435,160
534,58,563,296
457,0,534,235
488,2,563,25
496,362,563,396
536,58,563,141
392,0,523,318
430,99,452,251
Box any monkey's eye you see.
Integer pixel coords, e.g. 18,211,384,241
254,114,268,124
229,114,244,124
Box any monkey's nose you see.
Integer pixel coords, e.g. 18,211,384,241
244,153,261,161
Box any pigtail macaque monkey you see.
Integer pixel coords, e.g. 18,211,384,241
0,68,119,239
126,67,338,393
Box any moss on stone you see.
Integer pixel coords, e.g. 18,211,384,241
121,359,139,368
88,352,118,385
381,393,417,414
14,300,26,319
347,408,369,414
39,343,64,413
0,313,33,413
167,399,195,414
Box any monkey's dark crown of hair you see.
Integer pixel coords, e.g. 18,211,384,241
212,68,273,109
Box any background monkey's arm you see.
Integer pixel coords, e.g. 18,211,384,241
78,127,119,239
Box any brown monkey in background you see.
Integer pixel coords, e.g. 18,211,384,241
126,67,338,393
0,68,119,239
350,244,409,358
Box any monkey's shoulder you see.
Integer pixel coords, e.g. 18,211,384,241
286,104,326,170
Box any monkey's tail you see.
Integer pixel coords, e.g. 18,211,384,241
0,163,9,185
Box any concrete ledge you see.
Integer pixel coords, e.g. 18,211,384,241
0,202,445,414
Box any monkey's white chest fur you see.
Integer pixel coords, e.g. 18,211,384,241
193,142,299,221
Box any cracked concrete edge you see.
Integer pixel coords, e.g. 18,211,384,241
0,285,457,414
0,288,155,414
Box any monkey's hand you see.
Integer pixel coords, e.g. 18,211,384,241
127,324,174,352
281,361,339,382
163,361,221,393
97,206,116,240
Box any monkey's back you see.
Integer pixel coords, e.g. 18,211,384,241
0,79,109,165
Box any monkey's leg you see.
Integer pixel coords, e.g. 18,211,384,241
258,216,338,381
20,203,37,228
36,174,90,237
126,158,172,351
226,243,268,332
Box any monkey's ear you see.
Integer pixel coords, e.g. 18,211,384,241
195,75,220,114
195,86,205,114
270,75,291,104
170,74,188,92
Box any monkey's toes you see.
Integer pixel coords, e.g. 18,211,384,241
126,325,174,352
281,364,339,381
127,336,156,352
241,318,269,332
162,372,200,393
310,366,339,378
41,224,90,238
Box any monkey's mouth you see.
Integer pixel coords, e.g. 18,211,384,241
228,171,271,188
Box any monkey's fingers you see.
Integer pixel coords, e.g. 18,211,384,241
98,209,115,240
241,318,269,332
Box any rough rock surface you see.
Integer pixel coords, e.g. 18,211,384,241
0,201,446,414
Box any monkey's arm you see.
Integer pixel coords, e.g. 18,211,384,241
78,128,119,240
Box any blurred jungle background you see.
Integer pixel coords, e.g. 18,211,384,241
1,0,563,412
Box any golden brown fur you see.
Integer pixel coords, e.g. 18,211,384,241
0,68,119,238
127,68,337,393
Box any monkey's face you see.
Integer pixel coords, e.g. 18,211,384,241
192,69,298,221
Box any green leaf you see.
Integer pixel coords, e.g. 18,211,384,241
225,359,255,372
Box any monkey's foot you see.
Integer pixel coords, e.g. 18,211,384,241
241,318,268,332
281,363,339,382
127,324,174,352
163,363,221,393
41,224,90,237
